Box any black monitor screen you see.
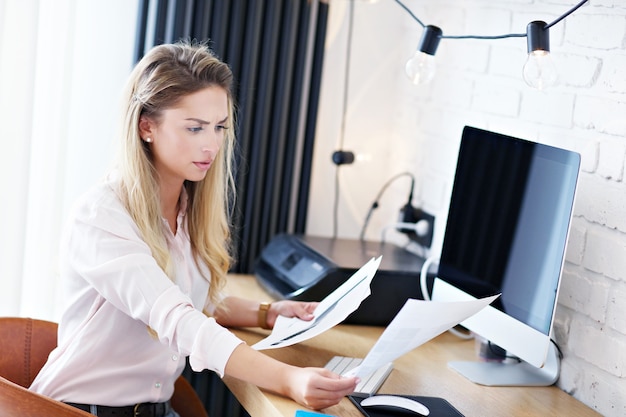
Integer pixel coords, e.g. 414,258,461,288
438,126,580,335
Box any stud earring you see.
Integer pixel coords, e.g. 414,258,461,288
145,137,152,143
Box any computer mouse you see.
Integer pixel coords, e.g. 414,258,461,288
360,394,430,416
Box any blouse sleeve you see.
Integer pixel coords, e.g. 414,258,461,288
65,185,243,376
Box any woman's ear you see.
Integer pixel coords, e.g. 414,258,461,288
138,116,155,140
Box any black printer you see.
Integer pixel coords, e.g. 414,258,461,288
253,234,427,326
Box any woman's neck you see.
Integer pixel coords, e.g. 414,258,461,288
160,182,183,234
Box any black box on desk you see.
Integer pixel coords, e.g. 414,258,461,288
253,234,426,326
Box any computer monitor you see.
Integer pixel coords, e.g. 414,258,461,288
431,125,580,386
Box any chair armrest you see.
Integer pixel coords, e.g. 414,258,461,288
171,376,209,417
0,376,92,417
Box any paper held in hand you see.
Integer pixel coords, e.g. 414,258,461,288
343,292,499,379
252,255,499,379
252,256,382,350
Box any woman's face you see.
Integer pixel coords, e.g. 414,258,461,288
140,86,229,190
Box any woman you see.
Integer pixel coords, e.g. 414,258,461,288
30,41,358,416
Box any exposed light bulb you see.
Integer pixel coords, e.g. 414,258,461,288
523,20,557,90
523,50,558,90
405,25,442,86
405,51,437,85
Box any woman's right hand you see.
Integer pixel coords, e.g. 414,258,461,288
284,366,360,410
224,343,359,410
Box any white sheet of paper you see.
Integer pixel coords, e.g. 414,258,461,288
343,294,500,378
252,256,382,350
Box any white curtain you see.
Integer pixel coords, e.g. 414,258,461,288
0,0,138,321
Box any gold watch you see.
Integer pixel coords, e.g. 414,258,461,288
258,302,272,329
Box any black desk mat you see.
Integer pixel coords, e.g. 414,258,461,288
349,393,465,417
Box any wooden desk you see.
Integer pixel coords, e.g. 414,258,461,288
223,275,600,417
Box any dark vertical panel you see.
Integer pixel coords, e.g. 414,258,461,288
268,0,300,235
235,2,266,271
222,1,248,264
261,0,292,247
296,2,329,232
191,0,212,42
282,0,312,232
242,2,287,270
165,0,193,42
164,1,179,42
207,0,230,54
134,0,150,61
133,0,168,57
181,361,249,416
222,0,247,75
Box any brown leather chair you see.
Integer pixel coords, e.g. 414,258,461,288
0,317,208,417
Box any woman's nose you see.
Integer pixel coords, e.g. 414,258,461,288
202,134,221,154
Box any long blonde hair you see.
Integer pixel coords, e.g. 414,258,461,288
116,41,235,305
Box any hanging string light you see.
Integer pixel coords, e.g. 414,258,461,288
395,0,589,90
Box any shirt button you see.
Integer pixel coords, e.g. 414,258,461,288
155,382,161,389
172,355,178,361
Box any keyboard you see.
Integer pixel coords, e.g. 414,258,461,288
324,356,393,395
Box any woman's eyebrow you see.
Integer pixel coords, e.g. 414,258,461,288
185,117,210,124
185,116,229,124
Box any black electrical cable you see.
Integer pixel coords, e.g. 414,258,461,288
359,171,415,241
332,0,355,239
545,0,588,30
487,341,522,362
394,0,588,39
551,338,564,359
485,339,563,362
393,0,426,28
443,33,526,40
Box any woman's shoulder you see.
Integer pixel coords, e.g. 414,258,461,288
75,174,120,202
71,176,128,220
64,176,149,241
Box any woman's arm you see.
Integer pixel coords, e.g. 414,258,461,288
215,297,355,409
213,296,318,329
224,343,359,410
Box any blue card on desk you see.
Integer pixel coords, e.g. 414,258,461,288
349,393,464,417
295,411,336,417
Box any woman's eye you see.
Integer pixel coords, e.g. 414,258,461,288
216,125,228,132
188,126,204,133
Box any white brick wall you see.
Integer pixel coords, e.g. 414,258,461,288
309,0,626,415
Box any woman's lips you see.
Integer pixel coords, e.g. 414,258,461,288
194,161,212,170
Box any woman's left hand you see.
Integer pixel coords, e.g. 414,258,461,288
266,300,318,328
